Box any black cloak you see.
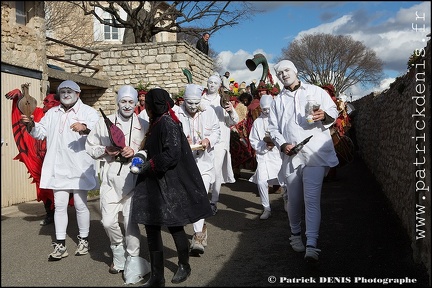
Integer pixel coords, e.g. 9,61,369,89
131,88,213,226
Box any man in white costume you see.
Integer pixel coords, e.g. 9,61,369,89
21,80,99,261
200,75,239,215
248,94,283,220
85,85,150,284
267,60,339,264
176,83,221,255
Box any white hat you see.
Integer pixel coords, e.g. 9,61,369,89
184,84,204,100
274,60,298,74
208,75,221,84
117,85,138,103
58,80,81,92
260,94,273,109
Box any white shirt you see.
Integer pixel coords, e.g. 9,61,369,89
268,83,339,179
30,99,100,190
249,114,283,184
176,105,221,183
200,92,239,183
200,93,239,151
85,112,148,203
138,109,149,122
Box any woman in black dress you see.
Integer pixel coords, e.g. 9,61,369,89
131,88,213,286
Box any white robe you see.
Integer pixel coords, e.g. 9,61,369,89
30,99,100,190
176,104,221,185
85,112,148,203
267,83,339,182
249,114,283,185
200,93,239,183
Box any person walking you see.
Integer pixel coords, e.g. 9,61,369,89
4,90,72,226
175,83,221,255
20,80,100,261
229,95,255,179
85,85,150,283
131,88,213,286
248,94,283,220
268,60,339,264
195,32,210,55
200,75,239,215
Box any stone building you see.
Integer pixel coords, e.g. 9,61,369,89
1,1,214,207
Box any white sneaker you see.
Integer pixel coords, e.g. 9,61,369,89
75,236,89,256
201,224,208,247
190,232,205,255
260,210,271,220
48,242,68,261
304,247,321,263
289,235,305,252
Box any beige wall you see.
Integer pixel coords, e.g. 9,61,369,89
1,1,48,206
353,40,431,280
64,41,214,116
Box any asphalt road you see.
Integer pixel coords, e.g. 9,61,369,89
1,152,430,287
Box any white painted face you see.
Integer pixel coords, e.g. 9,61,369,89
118,96,135,118
261,107,270,117
207,79,220,94
185,98,201,116
276,67,297,87
58,88,79,107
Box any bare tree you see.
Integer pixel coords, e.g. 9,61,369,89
45,1,95,48
279,33,384,95
69,1,256,43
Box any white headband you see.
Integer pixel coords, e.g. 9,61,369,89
58,80,81,92
274,60,298,74
184,84,204,100
117,85,138,103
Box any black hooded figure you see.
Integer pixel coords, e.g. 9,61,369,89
131,88,213,286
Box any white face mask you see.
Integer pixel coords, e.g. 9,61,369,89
185,99,201,116
59,88,79,107
207,80,220,94
276,68,297,87
118,97,135,118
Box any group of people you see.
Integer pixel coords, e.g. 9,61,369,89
8,57,340,286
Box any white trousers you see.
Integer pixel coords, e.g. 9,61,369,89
284,166,326,248
257,179,271,211
54,189,89,241
193,174,212,233
100,195,140,257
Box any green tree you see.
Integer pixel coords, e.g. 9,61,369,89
279,33,384,95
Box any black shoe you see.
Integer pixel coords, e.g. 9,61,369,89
171,263,191,284
40,215,54,226
108,263,123,274
210,203,218,215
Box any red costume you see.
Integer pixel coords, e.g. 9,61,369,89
230,97,256,176
5,90,73,209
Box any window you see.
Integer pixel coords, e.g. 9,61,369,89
15,1,35,25
104,16,119,40
16,1,27,25
93,7,125,42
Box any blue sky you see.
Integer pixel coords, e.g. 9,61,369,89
207,1,431,100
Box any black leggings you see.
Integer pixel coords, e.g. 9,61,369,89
145,225,189,260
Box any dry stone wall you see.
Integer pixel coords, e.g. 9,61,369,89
62,41,214,115
353,40,430,278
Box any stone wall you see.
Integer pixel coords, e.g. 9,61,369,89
353,40,430,278
1,1,49,95
61,41,214,115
